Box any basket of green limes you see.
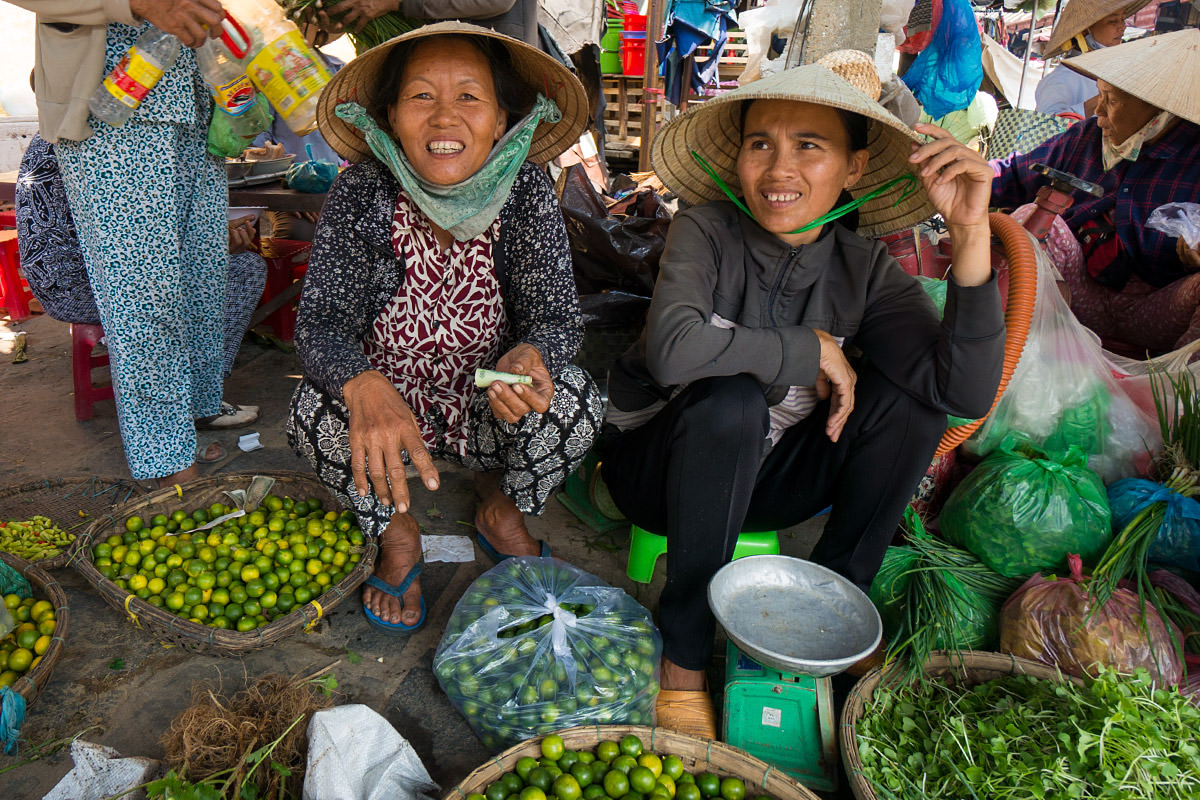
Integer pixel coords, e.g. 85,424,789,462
72,471,376,654
1,552,70,707
444,726,821,800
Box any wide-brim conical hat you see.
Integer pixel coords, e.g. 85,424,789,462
1064,28,1200,125
1044,0,1151,57
651,65,935,238
316,21,588,164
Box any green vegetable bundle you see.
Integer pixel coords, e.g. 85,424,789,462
869,508,1021,678
277,0,418,54
856,667,1200,799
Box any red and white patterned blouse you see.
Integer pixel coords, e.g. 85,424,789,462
362,193,507,457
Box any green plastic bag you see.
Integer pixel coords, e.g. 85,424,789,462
939,436,1112,578
207,93,273,159
0,560,31,599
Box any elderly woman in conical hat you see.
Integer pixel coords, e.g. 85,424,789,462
993,28,1200,357
287,23,603,635
1035,0,1151,118
599,63,1004,737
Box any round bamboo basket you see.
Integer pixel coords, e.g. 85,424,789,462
1,552,70,708
71,471,377,655
444,725,821,800
0,476,148,569
840,650,1083,800
935,213,1040,456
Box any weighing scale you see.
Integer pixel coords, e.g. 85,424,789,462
556,452,628,533
709,555,883,794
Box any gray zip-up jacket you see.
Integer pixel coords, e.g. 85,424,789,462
606,201,1006,431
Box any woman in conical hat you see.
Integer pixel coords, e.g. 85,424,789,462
599,64,1004,737
993,28,1200,356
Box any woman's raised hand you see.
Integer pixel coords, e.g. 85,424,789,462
342,370,439,512
908,123,993,232
487,344,555,424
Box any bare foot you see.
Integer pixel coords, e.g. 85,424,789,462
474,472,540,557
155,463,200,489
660,656,707,691
363,512,423,626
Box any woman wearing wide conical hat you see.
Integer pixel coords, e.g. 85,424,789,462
598,64,1004,738
993,28,1200,356
1034,0,1151,117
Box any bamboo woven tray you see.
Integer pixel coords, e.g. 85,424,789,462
0,476,148,569
444,725,821,800
2,552,70,708
840,650,1082,800
72,471,376,655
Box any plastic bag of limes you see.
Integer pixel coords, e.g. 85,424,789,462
434,557,661,751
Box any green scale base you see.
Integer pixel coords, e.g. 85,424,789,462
721,641,838,793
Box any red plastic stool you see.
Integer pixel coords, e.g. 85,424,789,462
71,323,115,420
258,238,311,342
0,229,34,322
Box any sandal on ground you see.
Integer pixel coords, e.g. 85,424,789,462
476,530,551,563
362,562,426,635
196,401,260,430
656,689,718,740
196,439,225,464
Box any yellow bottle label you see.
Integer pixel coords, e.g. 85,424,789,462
211,74,257,116
246,30,330,121
103,46,165,108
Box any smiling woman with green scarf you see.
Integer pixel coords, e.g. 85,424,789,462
286,22,602,635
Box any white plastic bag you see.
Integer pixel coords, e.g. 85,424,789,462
44,741,164,800
1147,202,1200,249
963,227,1157,481
303,704,439,800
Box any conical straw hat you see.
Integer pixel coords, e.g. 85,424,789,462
816,49,882,101
316,21,588,164
1064,28,1200,126
650,64,935,238
1043,0,1151,57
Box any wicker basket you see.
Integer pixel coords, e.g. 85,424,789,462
71,471,377,655
0,476,148,570
444,725,821,800
1,552,70,708
840,650,1083,800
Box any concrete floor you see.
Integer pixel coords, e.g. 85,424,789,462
0,312,839,800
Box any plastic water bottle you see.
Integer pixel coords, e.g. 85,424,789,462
88,27,181,127
197,17,263,139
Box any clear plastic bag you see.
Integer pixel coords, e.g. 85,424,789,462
433,557,660,751
964,226,1157,482
999,554,1183,685
1147,202,1200,250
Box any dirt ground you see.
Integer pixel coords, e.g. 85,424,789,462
0,312,838,800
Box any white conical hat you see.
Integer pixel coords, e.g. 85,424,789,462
1043,0,1151,57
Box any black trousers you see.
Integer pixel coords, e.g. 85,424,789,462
600,367,945,670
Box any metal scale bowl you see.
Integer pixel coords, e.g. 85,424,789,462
708,555,882,793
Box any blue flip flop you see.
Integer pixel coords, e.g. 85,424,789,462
362,563,426,635
476,530,552,563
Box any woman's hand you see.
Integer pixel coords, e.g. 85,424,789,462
1179,237,1200,272
129,0,223,48
227,215,256,255
309,0,395,33
816,330,856,443
343,370,439,512
486,344,554,424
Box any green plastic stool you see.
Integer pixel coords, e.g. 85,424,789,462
626,525,780,583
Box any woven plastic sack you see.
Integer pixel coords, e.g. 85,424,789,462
0,560,31,600
999,554,1183,685
963,229,1156,482
434,557,660,751
900,0,982,118
940,437,1111,579
1109,478,1200,574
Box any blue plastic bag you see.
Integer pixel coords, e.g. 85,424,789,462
1108,477,1200,573
901,0,982,119
285,144,339,194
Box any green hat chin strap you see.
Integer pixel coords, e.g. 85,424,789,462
690,150,919,235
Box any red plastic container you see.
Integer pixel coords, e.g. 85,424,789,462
621,36,646,76
623,13,647,31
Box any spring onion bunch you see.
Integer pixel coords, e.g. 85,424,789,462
278,0,418,54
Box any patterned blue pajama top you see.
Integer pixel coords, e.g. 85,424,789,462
52,22,228,480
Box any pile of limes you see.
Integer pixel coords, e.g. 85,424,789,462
467,733,771,800
435,559,661,751
0,516,75,561
0,593,58,688
88,494,364,632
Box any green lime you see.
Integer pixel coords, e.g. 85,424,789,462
527,768,553,793
559,751,579,772
661,757,684,782
553,774,582,800
676,785,701,800
675,775,694,785
611,756,637,776
520,789,547,800
636,755,661,779
516,757,540,782
603,770,629,799
570,763,594,788
695,775,720,799
628,767,656,795
718,779,744,800
541,733,565,762
501,773,524,795
583,786,607,800
486,784,510,800
618,736,643,758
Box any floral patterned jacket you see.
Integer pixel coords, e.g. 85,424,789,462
294,159,583,401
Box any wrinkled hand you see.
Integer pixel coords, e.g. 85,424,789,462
816,330,856,442
485,344,554,424
343,370,439,512
308,0,397,33
1179,237,1200,272
130,0,224,48
227,215,256,255
909,123,993,231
